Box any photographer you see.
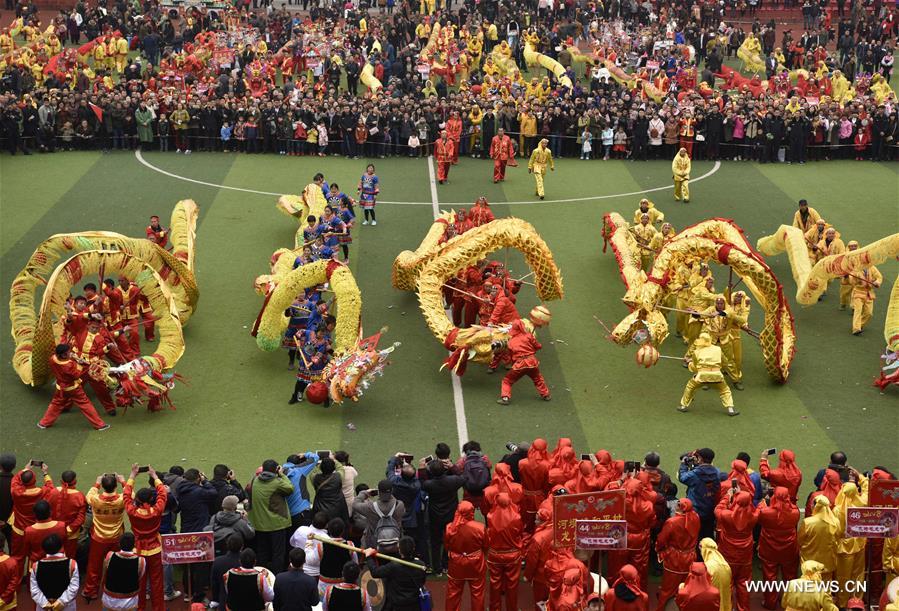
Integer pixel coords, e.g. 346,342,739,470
207,495,255,556
352,480,405,554
421,459,464,575
456,441,492,517
498,441,530,482
678,448,723,540
813,451,851,488
281,453,320,532
387,454,427,565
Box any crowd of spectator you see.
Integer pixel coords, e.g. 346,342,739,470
0,442,897,610
0,0,896,162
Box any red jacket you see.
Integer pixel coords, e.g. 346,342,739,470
10,472,55,537
469,204,495,226
0,554,19,607
122,479,168,556
434,138,456,163
24,519,68,563
656,505,700,573
72,327,116,360
486,495,523,562
444,505,486,580
714,492,758,565
50,484,87,544
507,321,541,370
490,134,514,161
757,489,800,565
147,224,168,248
445,118,462,141
488,293,519,326
49,355,85,390
524,524,553,584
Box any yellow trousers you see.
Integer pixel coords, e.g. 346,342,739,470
852,296,874,332
839,283,852,307
720,342,742,383
674,177,689,201
640,253,653,273
533,167,546,197
681,379,734,409
732,336,743,372
834,551,865,606
675,295,690,337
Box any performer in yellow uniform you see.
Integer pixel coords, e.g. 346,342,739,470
632,213,659,272
633,198,664,225
781,561,839,611
833,479,869,607
679,332,738,416
115,33,128,73
884,532,899,585
700,538,733,611
728,291,751,378
798,496,840,582
804,218,830,264
685,275,717,346
814,227,845,298
528,138,553,200
672,147,692,203
697,296,743,389
839,240,860,310
847,259,883,335
792,199,821,233
672,260,695,339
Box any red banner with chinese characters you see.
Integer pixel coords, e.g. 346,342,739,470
161,532,215,565
575,520,627,550
845,507,899,539
553,490,626,548
870,479,899,508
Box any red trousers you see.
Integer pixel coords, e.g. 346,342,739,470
10,529,25,563
143,315,155,341
446,576,486,611
608,542,650,589
40,386,107,429
452,299,478,328
85,376,117,414
138,552,164,611
656,567,689,610
83,535,120,597
730,562,752,611
64,536,79,559
124,317,141,356
493,159,507,182
679,137,694,157
451,139,460,163
488,556,521,611
437,161,451,182
501,367,549,399
760,557,798,609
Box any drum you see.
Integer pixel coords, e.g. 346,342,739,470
361,567,386,610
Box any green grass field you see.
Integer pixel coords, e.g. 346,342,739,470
0,150,896,503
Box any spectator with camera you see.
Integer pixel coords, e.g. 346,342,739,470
281,453,320,533
312,458,349,525
678,448,724,541
759,449,803,503
335,452,358,518
457,441,492,517
207,495,256,556
123,463,168,611
420,456,464,575
82,471,126,602
210,464,247,514
387,454,427,564
813,451,851,488
352,480,405,554
497,441,530,482
246,460,295,574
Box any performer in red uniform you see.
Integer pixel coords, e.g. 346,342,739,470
123,464,168,611
497,320,550,405
38,344,109,431
9,467,55,562
454,208,473,235
469,197,495,226
483,463,523,514
676,562,721,611
446,111,463,164
656,498,700,609
146,215,168,248
714,490,758,611
556,568,586,611
524,506,554,608
519,439,551,533
546,546,591,610
565,461,604,494
758,487,800,610
488,288,519,326
119,277,143,358
759,449,803,503
102,279,134,362
51,471,87,559
435,130,456,184
23,500,68,565
72,317,119,416
490,128,515,183
444,500,487,611
0,533,19,611
452,264,483,328
608,478,656,589
604,564,649,611
486,493,523,611
62,296,92,341
548,447,578,488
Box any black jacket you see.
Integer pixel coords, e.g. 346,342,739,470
273,568,319,611
422,473,463,519
175,479,218,533
367,556,426,609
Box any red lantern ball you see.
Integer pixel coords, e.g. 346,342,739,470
305,382,330,405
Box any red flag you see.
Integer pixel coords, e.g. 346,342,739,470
88,102,103,123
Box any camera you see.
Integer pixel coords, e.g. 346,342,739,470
505,442,519,453
680,452,697,467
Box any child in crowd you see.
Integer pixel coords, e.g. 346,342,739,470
580,127,593,160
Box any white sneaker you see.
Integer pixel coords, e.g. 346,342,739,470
165,590,182,602
371,220,377,226
362,220,369,225
185,150,192,155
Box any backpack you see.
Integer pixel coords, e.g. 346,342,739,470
462,452,491,494
373,500,401,549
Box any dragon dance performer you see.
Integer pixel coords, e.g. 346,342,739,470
678,332,739,417
38,344,110,431
633,199,665,226
632,214,660,273
145,215,168,249
469,197,495,226
792,199,821,233
357,164,380,226
497,319,551,405
490,128,515,184
672,148,691,203
288,327,331,405
696,296,744,390
846,253,882,336
71,316,121,416
528,138,554,200
435,130,456,185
